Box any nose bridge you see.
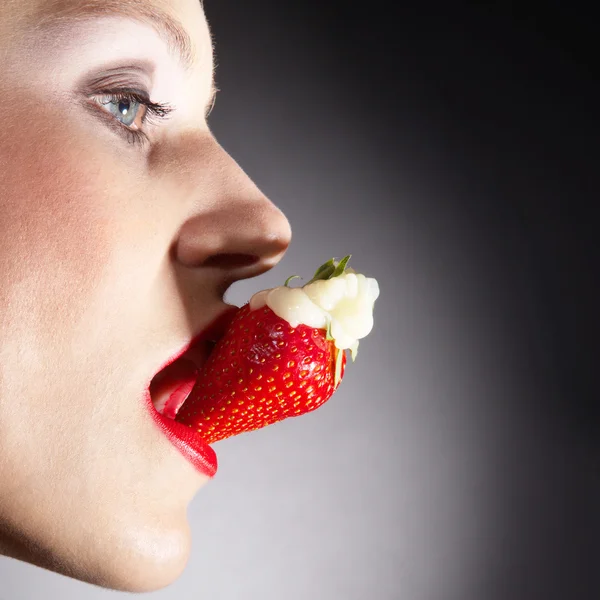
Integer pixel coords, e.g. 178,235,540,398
170,133,291,275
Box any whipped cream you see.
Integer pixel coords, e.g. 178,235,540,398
249,271,379,357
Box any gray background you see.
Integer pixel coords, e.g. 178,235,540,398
1,2,597,599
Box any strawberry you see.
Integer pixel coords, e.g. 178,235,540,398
175,256,379,443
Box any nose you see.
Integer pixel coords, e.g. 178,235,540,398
171,136,291,282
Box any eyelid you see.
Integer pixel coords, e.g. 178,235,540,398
93,88,174,122
84,90,173,148
77,64,155,96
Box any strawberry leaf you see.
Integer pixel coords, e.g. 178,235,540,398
308,255,352,285
310,258,336,282
331,255,351,278
284,275,302,287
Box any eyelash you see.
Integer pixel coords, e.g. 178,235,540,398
91,89,174,148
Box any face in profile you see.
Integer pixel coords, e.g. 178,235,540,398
0,0,291,592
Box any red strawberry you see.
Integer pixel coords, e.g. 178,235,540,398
175,256,378,443
175,304,346,443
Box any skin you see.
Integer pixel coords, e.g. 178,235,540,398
0,0,291,592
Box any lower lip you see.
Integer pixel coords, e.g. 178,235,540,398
144,388,218,477
143,308,239,478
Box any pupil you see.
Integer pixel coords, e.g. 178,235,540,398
118,100,130,116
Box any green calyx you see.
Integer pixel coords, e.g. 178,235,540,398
283,255,352,288
308,255,351,284
284,275,302,287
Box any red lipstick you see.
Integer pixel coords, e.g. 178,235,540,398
144,307,239,478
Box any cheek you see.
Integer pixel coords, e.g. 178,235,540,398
0,89,137,342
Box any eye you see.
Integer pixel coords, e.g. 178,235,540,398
88,89,174,147
98,94,146,129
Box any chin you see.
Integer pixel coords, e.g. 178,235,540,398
3,514,192,593
88,525,193,593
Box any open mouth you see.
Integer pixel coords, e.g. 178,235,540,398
148,306,239,421
144,308,239,478
149,341,216,420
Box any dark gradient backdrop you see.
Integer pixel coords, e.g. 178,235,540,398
1,2,597,599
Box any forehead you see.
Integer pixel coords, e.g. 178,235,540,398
31,0,205,25
19,0,211,70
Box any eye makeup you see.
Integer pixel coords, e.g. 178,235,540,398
89,89,173,147
77,64,175,148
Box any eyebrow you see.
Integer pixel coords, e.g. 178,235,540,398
31,0,198,73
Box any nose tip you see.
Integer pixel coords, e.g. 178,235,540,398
175,193,291,280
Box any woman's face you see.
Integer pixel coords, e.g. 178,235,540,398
0,0,290,592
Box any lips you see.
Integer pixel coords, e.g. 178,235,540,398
144,307,239,477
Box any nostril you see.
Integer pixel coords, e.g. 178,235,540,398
202,253,260,269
